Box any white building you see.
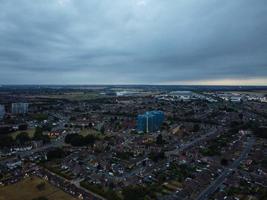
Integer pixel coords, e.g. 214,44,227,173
170,91,194,101
260,97,267,103
12,103,29,114
230,96,242,102
6,160,22,170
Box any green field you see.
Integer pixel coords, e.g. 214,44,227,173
41,162,74,180
0,176,76,200
10,129,36,139
79,129,101,137
34,92,103,101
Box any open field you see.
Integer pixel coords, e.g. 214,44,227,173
41,162,75,180
32,92,103,101
224,90,267,96
9,129,35,139
0,176,76,200
79,129,101,137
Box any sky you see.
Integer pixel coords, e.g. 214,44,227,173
0,0,266,85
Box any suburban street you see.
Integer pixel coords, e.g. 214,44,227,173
166,127,222,157
196,136,255,200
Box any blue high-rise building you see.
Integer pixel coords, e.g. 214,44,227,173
12,103,29,114
137,111,164,133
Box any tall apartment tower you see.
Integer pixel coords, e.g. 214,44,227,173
137,111,164,133
12,103,29,114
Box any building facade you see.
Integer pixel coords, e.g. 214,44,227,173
137,111,164,133
12,103,29,114
0,105,5,119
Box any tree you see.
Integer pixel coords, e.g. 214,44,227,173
253,127,267,138
122,186,148,200
238,113,244,120
0,126,13,134
100,126,105,134
70,116,76,121
42,124,52,132
42,135,50,144
84,134,96,146
230,121,241,128
33,127,50,144
221,158,229,166
65,134,76,144
46,148,65,160
33,127,43,140
88,122,93,129
0,135,14,147
36,182,46,191
69,134,85,146
142,160,146,167
193,124,200,132
65,133,97,146
32,197,48,200
18,124,28,131
156,134,163,145
105,190,120,200
16,132,30,144
32,113,48,122
149,151,165,162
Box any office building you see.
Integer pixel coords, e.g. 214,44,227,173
12,103,29,114
137,111,164,133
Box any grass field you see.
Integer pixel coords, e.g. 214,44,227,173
0,176,76,200
33,92,103,101
223,90,267,96
79,129,101,137
10,129,35,139
41,162,74,180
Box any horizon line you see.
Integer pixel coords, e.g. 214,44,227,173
1,84,267,87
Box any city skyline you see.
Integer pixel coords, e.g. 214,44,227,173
0,0,267,85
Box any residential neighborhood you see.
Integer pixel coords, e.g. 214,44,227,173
0,85,266,200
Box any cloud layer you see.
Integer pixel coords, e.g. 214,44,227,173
0,0,267,85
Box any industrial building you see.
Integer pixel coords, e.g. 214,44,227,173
11,103,29,114
137,111,164,133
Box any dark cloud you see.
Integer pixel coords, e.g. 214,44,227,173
0,0,266,85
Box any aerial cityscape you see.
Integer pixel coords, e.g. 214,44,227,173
0,85,266,200
0,1,267,200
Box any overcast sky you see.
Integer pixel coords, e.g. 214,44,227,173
0,0,266,85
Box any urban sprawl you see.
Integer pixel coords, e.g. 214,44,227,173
0,86,266,200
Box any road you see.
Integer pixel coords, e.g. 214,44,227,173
0,125,67,165
196,136,255,200
108,127,222,181
141,127,223,177
40,167,106,200
166,127,222,157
